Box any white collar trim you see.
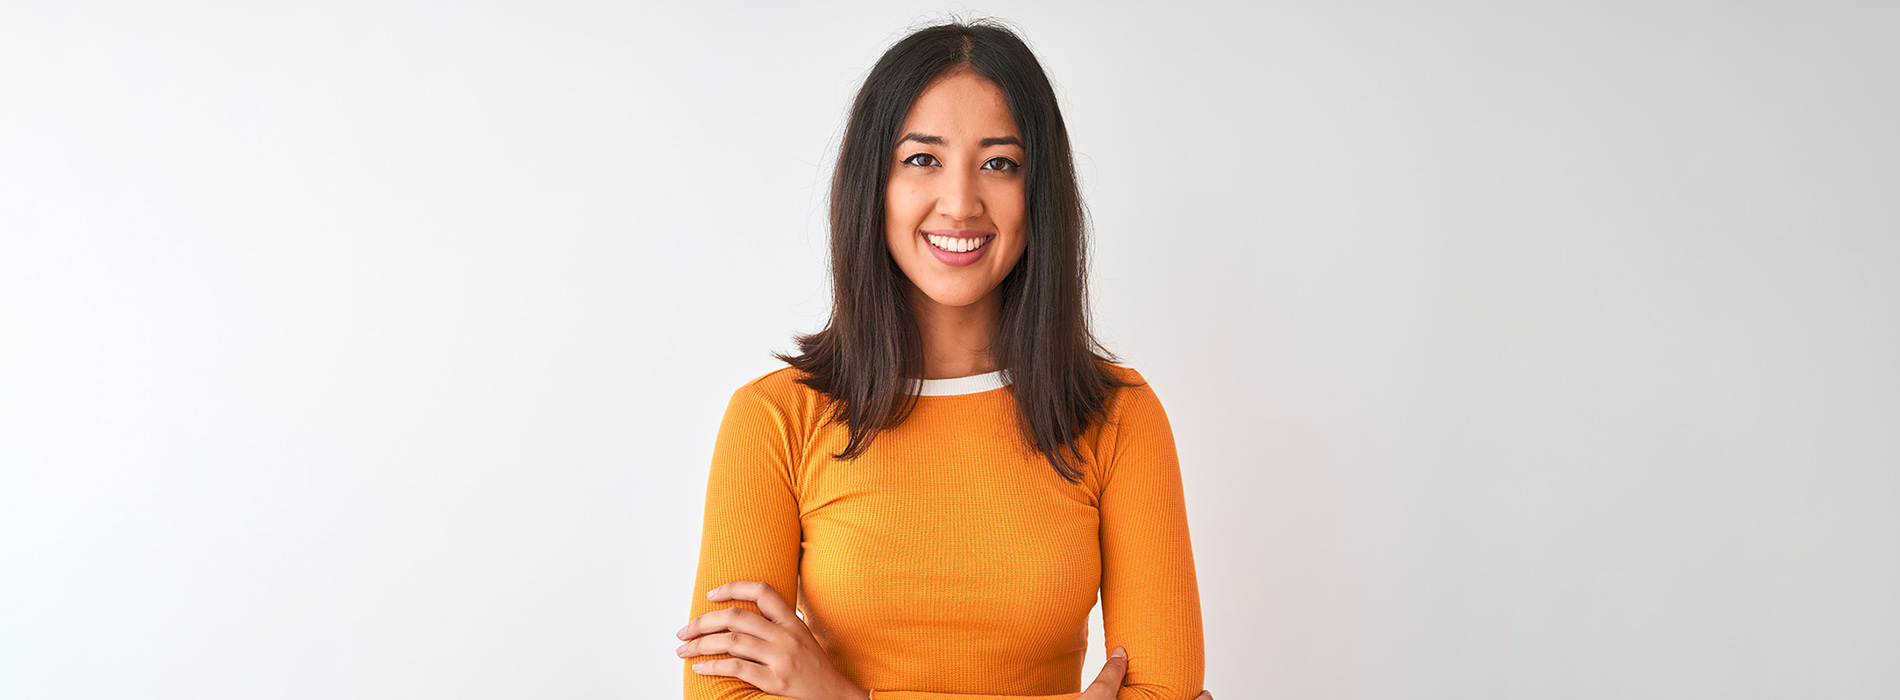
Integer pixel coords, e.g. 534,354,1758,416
910,369,1012,396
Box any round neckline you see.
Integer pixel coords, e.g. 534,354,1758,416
908,368,1012,396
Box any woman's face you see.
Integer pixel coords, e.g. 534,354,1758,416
884,69,1029,313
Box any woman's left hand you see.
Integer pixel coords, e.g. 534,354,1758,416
677,581,868,700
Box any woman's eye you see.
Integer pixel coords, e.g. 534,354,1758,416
902,153,938,167
983,157,1021,171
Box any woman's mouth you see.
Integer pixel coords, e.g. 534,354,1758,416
923,231,994,267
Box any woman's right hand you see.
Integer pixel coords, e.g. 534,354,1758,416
1079,647,1212,700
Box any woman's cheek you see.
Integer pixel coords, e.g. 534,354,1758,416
884,181,923,229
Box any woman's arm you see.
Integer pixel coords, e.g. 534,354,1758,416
683,384,806,700
1096,377,1205,700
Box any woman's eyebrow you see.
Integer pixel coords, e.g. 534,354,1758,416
897,132,1024,148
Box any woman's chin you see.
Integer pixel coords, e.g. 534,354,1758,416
915,287,996,310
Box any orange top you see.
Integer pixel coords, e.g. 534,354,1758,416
683,363,1203,700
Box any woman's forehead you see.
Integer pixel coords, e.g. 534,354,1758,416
898,71,1021,141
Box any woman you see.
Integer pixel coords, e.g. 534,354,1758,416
676,20,1208,700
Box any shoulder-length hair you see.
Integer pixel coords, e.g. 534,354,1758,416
774,19,1140,484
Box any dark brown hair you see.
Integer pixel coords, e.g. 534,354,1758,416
774,19,1139,483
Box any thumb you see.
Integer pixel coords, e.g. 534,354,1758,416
1085,646,1129,696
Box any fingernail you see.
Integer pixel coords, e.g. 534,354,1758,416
675,644,686,657
675,626,687,640
1111,646,1126,658
706,589,718,600
691,661,705,672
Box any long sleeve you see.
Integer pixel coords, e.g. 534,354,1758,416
683,384,805,700
684,366,1200,700
1097,380,1205,700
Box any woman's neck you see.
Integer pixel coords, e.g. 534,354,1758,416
906,284,1004,380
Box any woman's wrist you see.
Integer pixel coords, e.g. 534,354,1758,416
826,676,869,700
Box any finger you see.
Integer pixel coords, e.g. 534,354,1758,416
1197,693,1213,700
707,581,797,624
690,656,766,687
677,630,774,664
1086,646,1129,695
679,606,778,642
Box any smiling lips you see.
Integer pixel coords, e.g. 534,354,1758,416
922,230,994,266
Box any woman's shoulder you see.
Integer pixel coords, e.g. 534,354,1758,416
1091,360,1170,438
1095,359,1159,409
724,365,827,426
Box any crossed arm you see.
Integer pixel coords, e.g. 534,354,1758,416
676,580,1211,700
680,381,1205,699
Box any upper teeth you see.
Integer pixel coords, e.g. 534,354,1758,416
927,234,990,253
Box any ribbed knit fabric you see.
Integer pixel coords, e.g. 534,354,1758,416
683,362,1203,700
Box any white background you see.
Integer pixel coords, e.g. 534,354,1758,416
3,1,1896,698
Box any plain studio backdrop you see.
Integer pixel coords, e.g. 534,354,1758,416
2,1,1896,698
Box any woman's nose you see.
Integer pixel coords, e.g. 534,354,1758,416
933,169,984,221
